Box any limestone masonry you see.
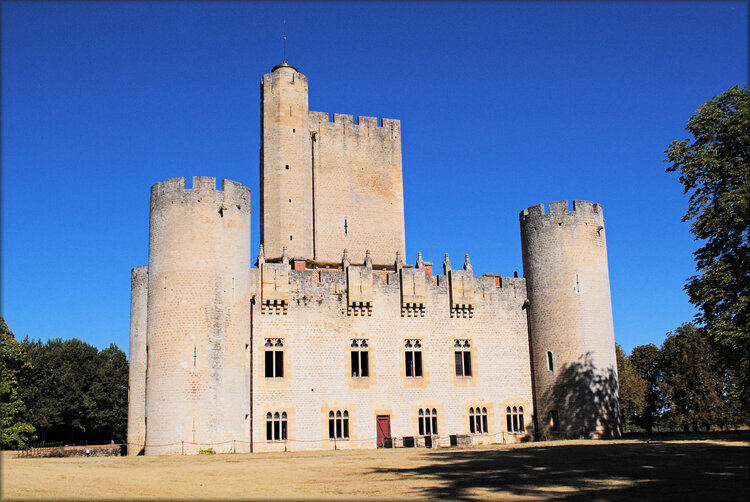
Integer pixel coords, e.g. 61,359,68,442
128,61,620,455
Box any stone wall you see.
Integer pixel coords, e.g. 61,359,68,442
309,112,405,266
250,262,533,452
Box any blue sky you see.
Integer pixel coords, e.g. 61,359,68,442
2,2,747,356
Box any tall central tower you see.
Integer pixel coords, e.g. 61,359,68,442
260,62,406,266
260,62,314,260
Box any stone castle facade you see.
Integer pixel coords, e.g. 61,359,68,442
127,62,620,455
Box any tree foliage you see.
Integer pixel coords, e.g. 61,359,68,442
665,85,750,411
615,344,646,431
18,337,128,444
659,324,727,431
619,323,745,432
0,317,36,449
629,343,662,432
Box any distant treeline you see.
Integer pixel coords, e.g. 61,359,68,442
1,317,127,449
617,323,747,433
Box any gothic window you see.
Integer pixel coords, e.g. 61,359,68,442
405,339,423,377
506,406,526,433
328,410,349,439
265,411,287,441
264,338,284,378
469,407,488,434
350,339,369,377
418,408,438,436
454,340,472,376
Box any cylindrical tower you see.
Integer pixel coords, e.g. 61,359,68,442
520,200,620,438
260,61,313,260
145,176,252,455
127,265,148,455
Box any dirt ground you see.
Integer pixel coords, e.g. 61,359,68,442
2,435,748,500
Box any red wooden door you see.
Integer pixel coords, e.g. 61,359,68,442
376,415,391,448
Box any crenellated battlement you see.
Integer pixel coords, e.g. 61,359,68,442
150,176,251,212
519,200,604,226
253,253,527,318
308,110,401,138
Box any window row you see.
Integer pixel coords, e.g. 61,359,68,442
264,338,474,379
264,405,527,441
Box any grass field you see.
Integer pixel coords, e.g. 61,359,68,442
3,434,748,500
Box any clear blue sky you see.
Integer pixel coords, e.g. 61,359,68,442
2,2,747,356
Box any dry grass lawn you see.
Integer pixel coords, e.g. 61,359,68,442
2,435,748,500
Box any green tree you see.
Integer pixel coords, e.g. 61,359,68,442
630,344,662,432
615,343,646,431
0,318,36,449
89,344,128,442
659,323,726,431
664,85,750,414
20,338,128,444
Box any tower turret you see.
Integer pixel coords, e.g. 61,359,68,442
260,62,313,260
520,200,620,438
144,177,252,454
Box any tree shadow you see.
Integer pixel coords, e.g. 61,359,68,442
369,439,749,500
540,352,622,438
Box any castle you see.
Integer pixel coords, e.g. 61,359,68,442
127,61,620,455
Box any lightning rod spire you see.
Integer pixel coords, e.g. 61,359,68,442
283,20,287,62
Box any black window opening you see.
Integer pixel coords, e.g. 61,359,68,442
546,350,554,372
265,411,288,441
328,410,349,439
418,408,438,436
264,338,284,378
405,339,423,377
469,407,488,434
454,340,472,376
350,339,369,377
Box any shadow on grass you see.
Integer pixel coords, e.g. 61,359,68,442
371,438,749,500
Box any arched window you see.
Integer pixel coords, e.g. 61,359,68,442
505,405,526,433
418,408,438,436
546,351,554,372
506,407,512,432
470,407,488,434
266,410,288,441
328,410,349,439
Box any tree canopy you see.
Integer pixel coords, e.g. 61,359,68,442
618,323,744,432
615,343,646,431
18,337,128,445
0,317,36,449
664,85,750,412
